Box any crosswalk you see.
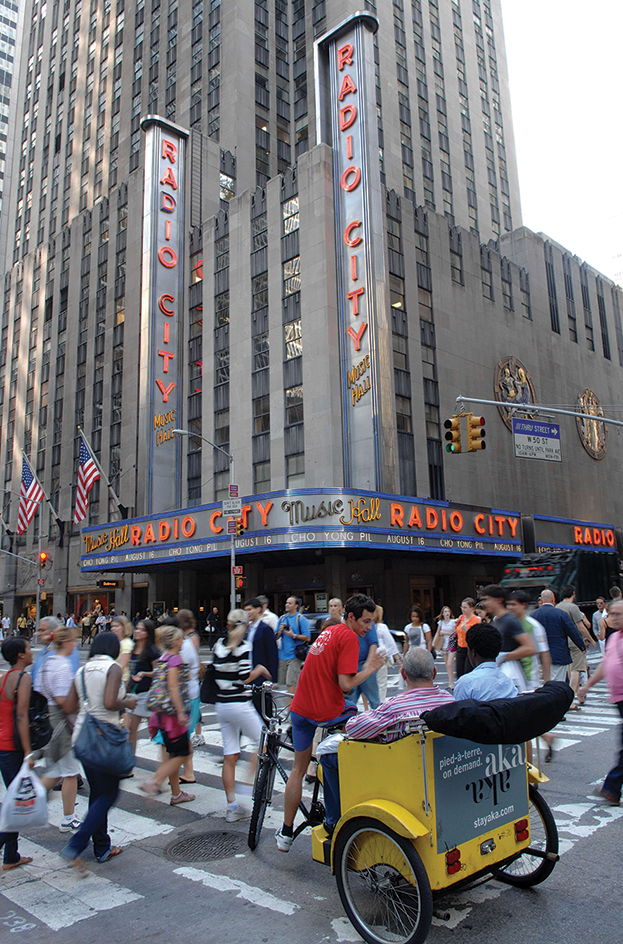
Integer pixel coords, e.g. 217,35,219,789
1,675,621,937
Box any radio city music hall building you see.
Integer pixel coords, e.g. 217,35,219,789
1,1,623,626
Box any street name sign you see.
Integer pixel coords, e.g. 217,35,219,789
512,418,561,462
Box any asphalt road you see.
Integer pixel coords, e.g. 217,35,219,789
1,647,621,943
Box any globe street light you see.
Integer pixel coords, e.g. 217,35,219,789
172,429,237,612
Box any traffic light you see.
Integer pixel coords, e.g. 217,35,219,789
466,413,486,452
235,576,247,590
234,517,244,538
39,551,48,569
444,415,462,454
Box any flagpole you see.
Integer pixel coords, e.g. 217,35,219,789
77,427,126,518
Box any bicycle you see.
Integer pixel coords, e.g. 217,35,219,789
248,684,330,850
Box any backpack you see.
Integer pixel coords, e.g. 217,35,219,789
147,656,190,715
12,671,52,752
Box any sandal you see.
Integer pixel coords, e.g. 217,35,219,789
97,846,123,863
2,856,33,872
140,780,163,796
179,777,197,784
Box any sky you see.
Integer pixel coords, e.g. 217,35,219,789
499,0,623,282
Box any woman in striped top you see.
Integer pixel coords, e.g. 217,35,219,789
213,610,271,822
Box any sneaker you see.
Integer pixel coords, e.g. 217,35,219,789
190,733,206,748
225,806,250,823
593,788,620,806
59,818,82,832
170,791,196,806
275,827,293,853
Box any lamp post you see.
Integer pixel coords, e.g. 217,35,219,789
172,429,236,612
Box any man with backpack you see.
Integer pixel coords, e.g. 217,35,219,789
276,596,310,694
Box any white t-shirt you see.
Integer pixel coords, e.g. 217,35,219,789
37,652,76,703
1,616,10,630
375,623,399,661
437,618,456,649
261,609,279,632
181,634,200,700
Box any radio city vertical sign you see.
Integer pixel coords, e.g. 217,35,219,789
139,116,188,514
315,14,396,492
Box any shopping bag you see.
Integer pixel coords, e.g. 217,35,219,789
0,757,48,831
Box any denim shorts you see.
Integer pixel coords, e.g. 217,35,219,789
290,705,357,752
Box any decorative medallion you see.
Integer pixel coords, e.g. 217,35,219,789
576,389,607,460
494,356,537,430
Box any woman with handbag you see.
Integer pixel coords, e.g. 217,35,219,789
60,633,137,867
0,637,35,871
141,625,195,805
432,606,457,690
126,619,160,753
36,625,82,833
454,597,481,679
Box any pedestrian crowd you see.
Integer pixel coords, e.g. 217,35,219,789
1,582,621,873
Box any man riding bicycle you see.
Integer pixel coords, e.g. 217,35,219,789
276,594,385,852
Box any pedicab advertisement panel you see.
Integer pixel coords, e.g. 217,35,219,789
433,736,529,854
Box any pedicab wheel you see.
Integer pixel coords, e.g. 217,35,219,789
493,785,558,888
248,756,274,850
334,817,433,944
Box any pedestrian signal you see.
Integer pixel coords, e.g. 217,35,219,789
444,416,462,453
235,576,247,590
466,414,486,452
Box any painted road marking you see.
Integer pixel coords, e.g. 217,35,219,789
173,866,299,915
0,838,141,932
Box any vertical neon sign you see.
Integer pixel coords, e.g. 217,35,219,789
140,116,188,514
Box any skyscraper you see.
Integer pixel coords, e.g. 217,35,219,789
1,1,621,626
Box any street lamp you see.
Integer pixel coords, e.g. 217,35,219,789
172,429,237,612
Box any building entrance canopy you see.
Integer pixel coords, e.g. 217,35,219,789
80,487,526,573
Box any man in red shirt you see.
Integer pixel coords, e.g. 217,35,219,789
276,594,385,852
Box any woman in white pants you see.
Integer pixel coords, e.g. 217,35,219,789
213,610,270,822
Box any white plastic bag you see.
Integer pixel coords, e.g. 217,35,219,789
0,757,48,832
316,733,345,756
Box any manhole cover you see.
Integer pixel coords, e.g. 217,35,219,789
165,831,247,862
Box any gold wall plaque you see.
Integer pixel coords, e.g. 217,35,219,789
576,389,607,460
494,356,537,430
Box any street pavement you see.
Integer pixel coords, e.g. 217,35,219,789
0,644,621,942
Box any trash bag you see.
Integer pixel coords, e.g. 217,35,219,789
0,757,48,832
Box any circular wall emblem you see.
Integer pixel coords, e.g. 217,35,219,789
494,356,537,430
576,389,607,460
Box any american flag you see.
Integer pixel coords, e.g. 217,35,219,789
73,435,101,525
17,456,45,535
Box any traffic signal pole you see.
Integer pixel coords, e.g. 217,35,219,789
230,455,236,615
36,532,41,630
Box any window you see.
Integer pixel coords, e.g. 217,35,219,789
392,334,408,370
253,395,270,433
390,273,405,309
215,290,229,326
215,236,228,272
253,333,269,371
285,385,303,425
283,256,300,296
396,395,412,432
282,196,299,235
214,410,229,447
252,213,267,251
219,172,234,202
284,319,302,359
252,272,268,311
254,461,270,492
215,349,229,384
286,453,304,487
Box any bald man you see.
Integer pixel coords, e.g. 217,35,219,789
534,589,587,682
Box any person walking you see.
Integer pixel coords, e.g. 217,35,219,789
373,605,400,703
345,610,381,709
506,590,551,689
16,614,27,636
1,614,10,639
276,596,310,694
454,598,481,678
60,633,137,867
212,610,271,821
591,596,606,652
257,595,279,632
403,606,432,656
35,624,82,832
433,606,457,690
126,619,160,753
81,613,93,646
0,637,35,871
243,598,279,716
556,585,595,701
578,598,623,805
479,585,536,692
178,609,203,776
110,615,134,687
141,625,194,805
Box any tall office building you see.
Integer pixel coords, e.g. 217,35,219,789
0,0,25,268
1,1,622,625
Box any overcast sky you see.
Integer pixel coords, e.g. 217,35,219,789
499,0,623,282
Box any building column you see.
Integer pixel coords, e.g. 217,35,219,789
179,570,197,611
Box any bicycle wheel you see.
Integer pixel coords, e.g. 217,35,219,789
248,754,276,850
335,817,433,944
493,785,558,887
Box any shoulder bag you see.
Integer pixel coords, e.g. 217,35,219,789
73,667,135,778
293,614,311,662
12,671,52,752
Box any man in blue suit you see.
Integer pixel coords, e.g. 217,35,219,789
534,589,587,682
244,598,279,718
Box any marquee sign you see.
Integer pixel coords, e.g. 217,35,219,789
80,488,523,571
532,514,617,553
316,13,395,491
139,116,188,514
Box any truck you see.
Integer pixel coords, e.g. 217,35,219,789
499,548,621,607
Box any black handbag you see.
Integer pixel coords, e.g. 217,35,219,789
199,662,218,704
73,669,135,778
13,671,52,752
294,641,311,661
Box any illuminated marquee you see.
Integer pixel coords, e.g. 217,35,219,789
139,116,188,514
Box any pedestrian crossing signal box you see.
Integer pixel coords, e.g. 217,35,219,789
235,576,247,590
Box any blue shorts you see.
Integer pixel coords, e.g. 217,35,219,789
290,705,358,752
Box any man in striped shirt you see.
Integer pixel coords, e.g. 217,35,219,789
320,648,454,833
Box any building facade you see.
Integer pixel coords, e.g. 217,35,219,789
0,0,621,628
